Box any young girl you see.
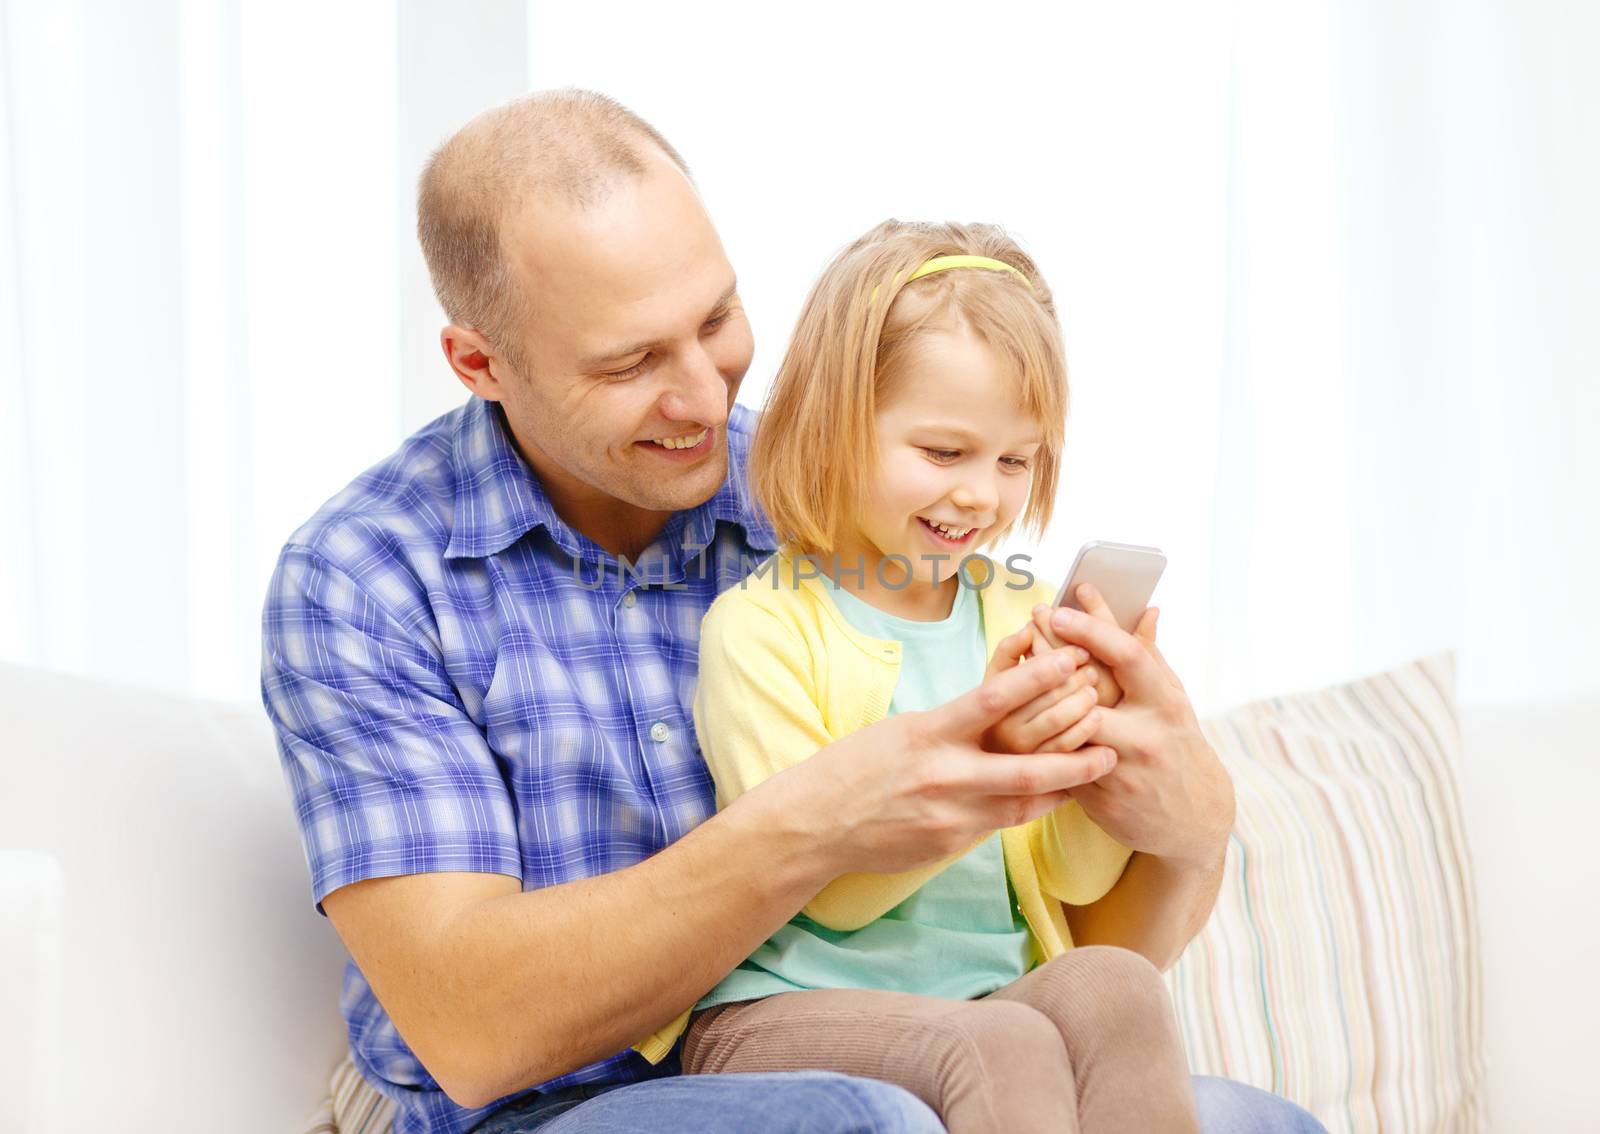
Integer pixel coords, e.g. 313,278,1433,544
659,221,1199,1132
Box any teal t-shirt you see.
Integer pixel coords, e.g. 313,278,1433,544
697,569,1033,1010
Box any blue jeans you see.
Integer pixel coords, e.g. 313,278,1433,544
471,1072,1327,1133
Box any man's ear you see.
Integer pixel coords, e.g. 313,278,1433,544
441,324,516,402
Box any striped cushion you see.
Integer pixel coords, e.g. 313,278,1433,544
1169,652,1486,1132
300,1057,394,1134
299,1096,337,1134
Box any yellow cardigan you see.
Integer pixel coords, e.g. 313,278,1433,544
631,548,1133,1062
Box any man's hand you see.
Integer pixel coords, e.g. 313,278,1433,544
1025,590,1153,711
788,648,1120,877
1043,587,1235,870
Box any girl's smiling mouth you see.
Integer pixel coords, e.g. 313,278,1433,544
917,516,979,547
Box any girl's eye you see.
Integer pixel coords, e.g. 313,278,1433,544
703,311,730,332
922,448,960,462
1000,456,1032,471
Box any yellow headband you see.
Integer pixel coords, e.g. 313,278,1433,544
869,254,1033,307
905,254,1033,288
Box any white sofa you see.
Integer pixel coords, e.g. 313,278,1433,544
1,659,1596,1132
0,663,347,1134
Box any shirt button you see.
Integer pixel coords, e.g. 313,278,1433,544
622,592,637,609
649,721,670,743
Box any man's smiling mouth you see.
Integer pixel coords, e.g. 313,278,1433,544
647,428,708,450
636,427,714,460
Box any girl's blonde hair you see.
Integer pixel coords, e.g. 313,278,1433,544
750,219,1069,556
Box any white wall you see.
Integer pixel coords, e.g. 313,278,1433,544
2,0,1595,717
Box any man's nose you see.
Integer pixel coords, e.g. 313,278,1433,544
657,343,728,424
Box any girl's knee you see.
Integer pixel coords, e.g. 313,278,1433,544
1043,945,1177,1027
937,999,1064,1065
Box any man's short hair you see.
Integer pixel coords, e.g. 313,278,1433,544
416,89,690,371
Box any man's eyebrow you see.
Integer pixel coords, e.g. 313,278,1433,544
581,280,739,369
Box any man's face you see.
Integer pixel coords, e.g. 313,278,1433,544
490,157,753,524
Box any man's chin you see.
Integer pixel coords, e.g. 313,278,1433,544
620,450,728,513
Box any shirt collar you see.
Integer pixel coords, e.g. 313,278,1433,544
444,397,778,564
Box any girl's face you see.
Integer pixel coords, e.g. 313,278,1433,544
850,325,1045,593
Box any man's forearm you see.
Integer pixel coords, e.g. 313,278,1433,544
332,781,840,1108
467,804,825,1092
1060,844,1227,971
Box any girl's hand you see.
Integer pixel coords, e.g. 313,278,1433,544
982,625,1100,755
1030,585,1160,712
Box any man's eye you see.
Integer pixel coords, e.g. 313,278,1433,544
922,448,960,461
605,357,649,380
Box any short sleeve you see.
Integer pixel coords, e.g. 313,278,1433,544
261,544,521,912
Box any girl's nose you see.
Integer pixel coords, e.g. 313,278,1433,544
950,475,999,515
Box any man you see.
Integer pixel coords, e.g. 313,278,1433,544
262,90,1324,1134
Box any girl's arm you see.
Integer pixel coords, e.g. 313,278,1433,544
1029,802,1134,906
694,595,975,931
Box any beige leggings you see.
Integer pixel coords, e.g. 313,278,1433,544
682,945,1200,1134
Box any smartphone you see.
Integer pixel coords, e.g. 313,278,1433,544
1051,541,1167,633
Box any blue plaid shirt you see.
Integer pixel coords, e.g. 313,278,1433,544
262,396,777,1134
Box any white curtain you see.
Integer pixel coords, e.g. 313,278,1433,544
0,0,526,700
1215,0,1600,711
3,0,1596,715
